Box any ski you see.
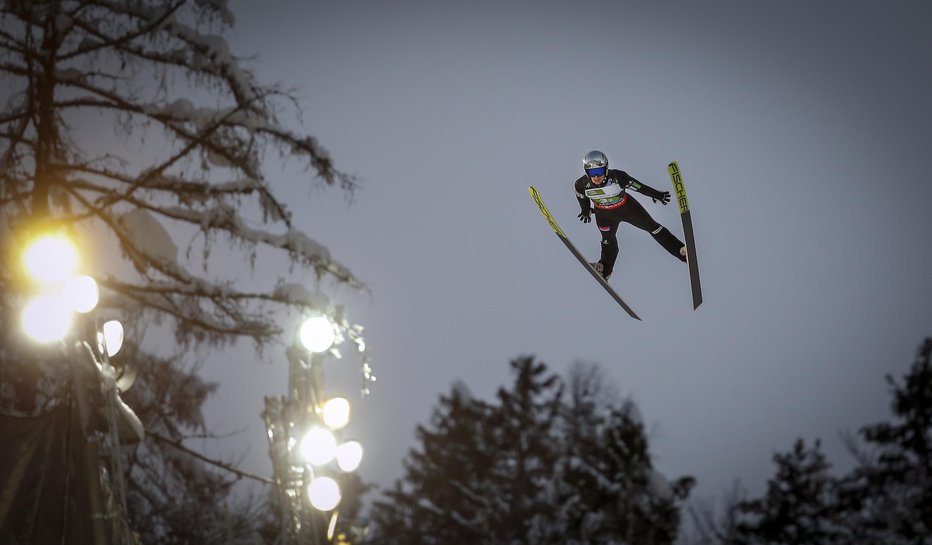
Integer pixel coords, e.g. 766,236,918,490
529,186,641,320
668,162,703,309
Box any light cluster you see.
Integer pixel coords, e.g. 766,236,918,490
294,316,366,513
19,232,123,355
295,394,364,510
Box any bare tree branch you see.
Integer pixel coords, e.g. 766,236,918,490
57,1,187,62
148,431,274,485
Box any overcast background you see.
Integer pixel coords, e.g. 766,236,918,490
189,0,932,507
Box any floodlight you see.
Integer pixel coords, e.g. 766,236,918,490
308,476,341,511
299,316,336,353
102,320,124,357
21,294,73,343
336,441,363,472
322,397,351,429
298,427,337,466
64,275,99,313
23,234,78,284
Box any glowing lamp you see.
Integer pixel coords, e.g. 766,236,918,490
308,477,341,511
21,294,73,343
299,316,336,353
322,397,351,429
98,320,125,357
298,427,337,466
23,234,78,285
64,275,99,313
336,441,363,472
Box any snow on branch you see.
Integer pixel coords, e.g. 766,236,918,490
0,0,363,351
88,0,257,105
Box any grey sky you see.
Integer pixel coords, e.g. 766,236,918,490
195,0,932,503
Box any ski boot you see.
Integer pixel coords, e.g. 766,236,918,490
589,261,611,281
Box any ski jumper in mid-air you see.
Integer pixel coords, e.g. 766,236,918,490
575,150,687,280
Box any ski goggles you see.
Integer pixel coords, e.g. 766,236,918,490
586,167,607,177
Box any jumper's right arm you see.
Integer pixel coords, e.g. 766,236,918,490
574,178,592,222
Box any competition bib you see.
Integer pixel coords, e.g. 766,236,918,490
584,182,625,208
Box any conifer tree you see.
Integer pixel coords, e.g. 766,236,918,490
730,438,845,545
533,362,613,545
683,338,932,545
488,356,564,544
535,362,692,545
370,359,693,545
839,337,932,545
369,382,497,545
615,404,695,544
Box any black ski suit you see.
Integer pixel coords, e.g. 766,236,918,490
575,169,686,277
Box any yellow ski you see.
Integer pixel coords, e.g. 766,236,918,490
668,162,703,309
529,186,641,320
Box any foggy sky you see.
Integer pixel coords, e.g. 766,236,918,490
195,0,932,504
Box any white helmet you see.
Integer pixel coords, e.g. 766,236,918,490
583,150,608,176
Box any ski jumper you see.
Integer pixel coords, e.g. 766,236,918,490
575,169,685,277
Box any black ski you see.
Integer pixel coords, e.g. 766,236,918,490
668,161,703,309
529,186,641,320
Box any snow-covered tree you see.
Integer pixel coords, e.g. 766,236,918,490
0,0,363,541
369,359,693,545
489,356,564,544
0,0,359,356
838,337,932,545
532,362,612,544
368,381,498,545
730,439,846,545
536,363,693,545
687,338,932,545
